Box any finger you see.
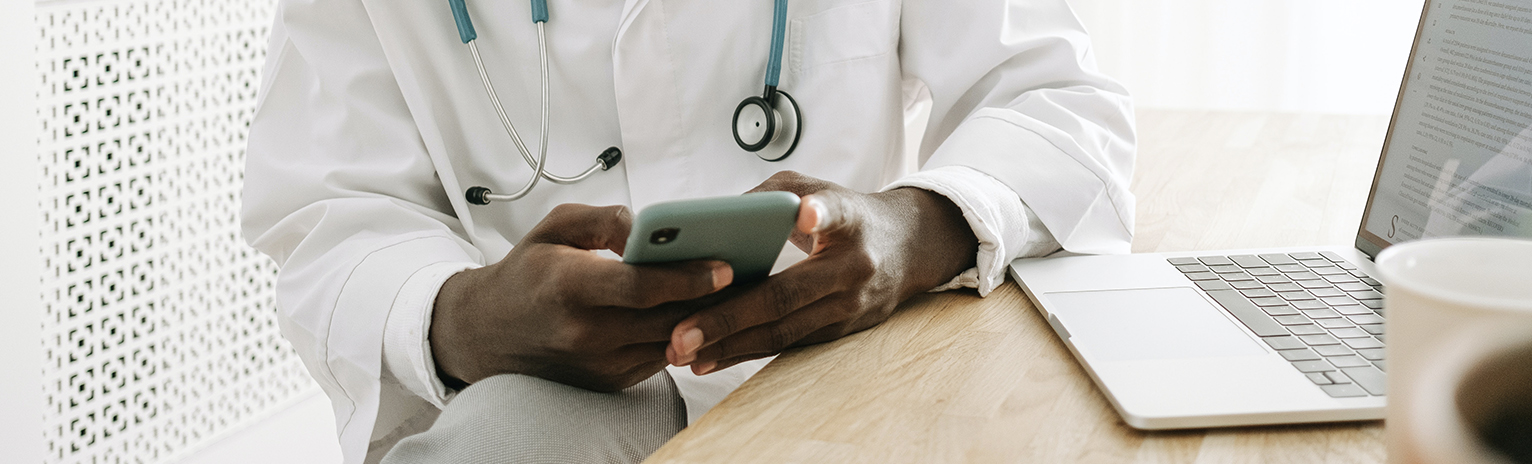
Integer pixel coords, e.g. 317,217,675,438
604,288,749,345
563,254,733,308
666,260,845,365
599,303,698,345
684,296,839,366
525,204,634,254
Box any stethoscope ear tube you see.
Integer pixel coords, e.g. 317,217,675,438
467,146,622,205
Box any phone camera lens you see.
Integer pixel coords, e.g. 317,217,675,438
649,228,680,245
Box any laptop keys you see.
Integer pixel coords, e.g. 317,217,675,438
1263,305,1300,316
1314,344,1354,357
1300,334,1341,345
1312,266,1348,275
1355,348,1385,361
1281,349,1322,361
1221,272,1256,282
1319,319,1358,330
1185,272,1220,281
1205,289,1289,336
1309,287,1345,297
1328,355,1372,368
1262,335,1306,350
1229,255,1267,268
1175,264,1210,273
1260,253,1298,265
1343,337,1385,350
1321,384,1369,398
1195,280,1232,291
1292,300,1327,310
1340,366,1387,395
1292,360,1335,373
1246,267,1282,276
1273,315,1310,325
1274,264,1308,273
1268,283,1303,292
1176,252,1387,397
1198,256,1235,266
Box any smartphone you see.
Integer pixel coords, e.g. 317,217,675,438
623,191,801,283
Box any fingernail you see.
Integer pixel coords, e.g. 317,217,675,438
711,263,732,291
677,328,704,363
693,361,717,376
807,197,827,233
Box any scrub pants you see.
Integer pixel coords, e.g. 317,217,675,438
380,372,687,464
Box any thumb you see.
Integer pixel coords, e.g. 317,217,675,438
797,192,858,254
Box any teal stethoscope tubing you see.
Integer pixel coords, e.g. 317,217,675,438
448,0,790,203
765,0,787,88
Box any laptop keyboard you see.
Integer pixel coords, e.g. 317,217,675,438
1168,251,1387,398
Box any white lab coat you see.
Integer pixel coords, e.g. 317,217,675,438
242,0,1135,463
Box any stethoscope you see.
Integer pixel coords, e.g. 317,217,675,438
449,0,803,205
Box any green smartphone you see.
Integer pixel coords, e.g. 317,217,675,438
623,191,801,283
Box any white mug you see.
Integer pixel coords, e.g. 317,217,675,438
1377,237,1532,464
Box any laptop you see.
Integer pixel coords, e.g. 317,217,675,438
1008,0,1532,430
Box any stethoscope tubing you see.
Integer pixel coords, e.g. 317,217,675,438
456,0,796,204
472,35,603,186
470,22,605,204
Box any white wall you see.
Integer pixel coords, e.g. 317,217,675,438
0,0,43,461
1071,0,1426,115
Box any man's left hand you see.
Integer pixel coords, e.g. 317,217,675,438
666,171,979,374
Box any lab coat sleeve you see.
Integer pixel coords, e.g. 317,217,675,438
242,2,483,463
898,0,1137,264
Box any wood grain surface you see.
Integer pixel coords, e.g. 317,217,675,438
646,110,1394,463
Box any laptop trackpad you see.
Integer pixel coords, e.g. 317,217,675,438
1046,287,1266,362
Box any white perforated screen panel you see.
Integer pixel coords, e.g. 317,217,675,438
35,1,317,462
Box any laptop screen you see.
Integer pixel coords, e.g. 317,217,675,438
1358,0,1532,256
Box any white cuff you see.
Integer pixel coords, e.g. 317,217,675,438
382,261,479,408
883,165,1059,296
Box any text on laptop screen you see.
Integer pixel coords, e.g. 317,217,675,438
1364,0,1532,246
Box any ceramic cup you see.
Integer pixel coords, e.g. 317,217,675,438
1377,237,1532,464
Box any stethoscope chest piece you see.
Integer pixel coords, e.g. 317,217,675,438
733,90,802,162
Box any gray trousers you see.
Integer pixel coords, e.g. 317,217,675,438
381,372,687,464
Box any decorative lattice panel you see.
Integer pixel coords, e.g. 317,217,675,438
35,0,317,462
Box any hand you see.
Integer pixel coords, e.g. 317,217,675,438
665,171,979,375
430,204,734,392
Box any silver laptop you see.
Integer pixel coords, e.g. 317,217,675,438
1009,1,1532,430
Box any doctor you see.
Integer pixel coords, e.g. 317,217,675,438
243,0,1134,462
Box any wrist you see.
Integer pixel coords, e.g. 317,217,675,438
876,187,979,296
429,268,483,387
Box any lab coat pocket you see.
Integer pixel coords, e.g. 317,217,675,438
791,0,899,75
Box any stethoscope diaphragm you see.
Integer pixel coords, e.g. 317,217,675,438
733,90,801,162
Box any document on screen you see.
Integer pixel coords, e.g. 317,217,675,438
1365,0,1532,242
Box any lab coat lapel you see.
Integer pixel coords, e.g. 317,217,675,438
612,0,693,210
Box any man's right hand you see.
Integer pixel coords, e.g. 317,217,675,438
429,204,733,392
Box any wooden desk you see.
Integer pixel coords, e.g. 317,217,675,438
647,110,1393,463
